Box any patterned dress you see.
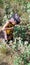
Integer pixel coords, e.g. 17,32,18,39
5,22,14,41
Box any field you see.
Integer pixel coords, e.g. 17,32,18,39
0,0,30,65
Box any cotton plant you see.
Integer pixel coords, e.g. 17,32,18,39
2,15,8,25
24,41,28,45
27,24,30,30
27,2,30,13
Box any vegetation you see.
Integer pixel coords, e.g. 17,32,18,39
0,0,30,65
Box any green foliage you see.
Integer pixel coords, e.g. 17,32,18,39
28,63,30,65
14,25,27,41
27,24,30,30
0,0,4,8
0,44,7,53
0,0,3,4
0,0,30,65
13,44,30,65
0,0,30,25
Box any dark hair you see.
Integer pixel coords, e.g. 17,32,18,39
11,13,20,24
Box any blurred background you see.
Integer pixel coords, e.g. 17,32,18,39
0,0,30,65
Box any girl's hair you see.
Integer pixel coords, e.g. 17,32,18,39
11,13,20,24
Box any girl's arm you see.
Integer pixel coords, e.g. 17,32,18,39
2,20,10,31
4,27,14,31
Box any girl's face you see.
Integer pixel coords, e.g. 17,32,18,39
10,18,16,25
